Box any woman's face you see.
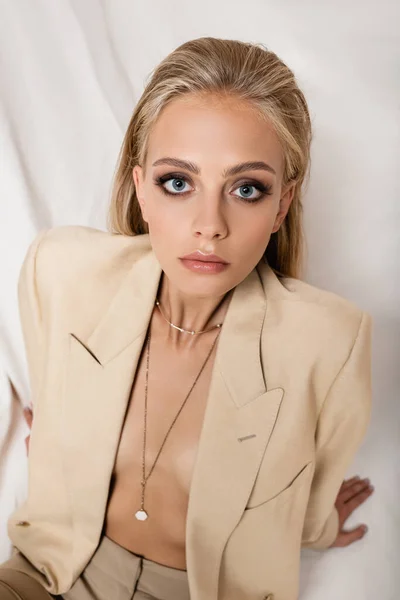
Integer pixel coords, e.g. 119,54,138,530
133,93,295,299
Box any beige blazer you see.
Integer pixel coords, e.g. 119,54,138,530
5,226,372,600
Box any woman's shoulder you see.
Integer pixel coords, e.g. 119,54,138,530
279,273,371,346
260,264,371,350
281,274,364,316
24,225,152,293
29,224,151,267
259,268,372,386
33,225,150,259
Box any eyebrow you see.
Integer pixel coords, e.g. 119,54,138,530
152,157,276,177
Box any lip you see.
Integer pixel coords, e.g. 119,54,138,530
180,251,229,264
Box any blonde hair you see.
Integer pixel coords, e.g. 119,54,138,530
108,37,312,279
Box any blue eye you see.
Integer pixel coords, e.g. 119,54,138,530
166,178,188,193
234,185,259,200
232,182,272,203
155,175,192,195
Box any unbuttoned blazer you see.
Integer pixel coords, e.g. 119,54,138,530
4,226,372,600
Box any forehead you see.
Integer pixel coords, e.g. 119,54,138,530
146,93,284,176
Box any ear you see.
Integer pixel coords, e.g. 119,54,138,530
271,181,296,234
132,165,148,223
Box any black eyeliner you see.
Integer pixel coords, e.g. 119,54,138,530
153,172,273,202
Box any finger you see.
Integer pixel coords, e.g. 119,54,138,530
340,479,370,503
23,407,33,429
345,486,374,514
341,476,361,490
334,525,368,547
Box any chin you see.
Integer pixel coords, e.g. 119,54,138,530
168,269,235,299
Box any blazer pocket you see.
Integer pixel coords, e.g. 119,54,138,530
244,461,313,511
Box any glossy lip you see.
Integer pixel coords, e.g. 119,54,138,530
180,251,229,264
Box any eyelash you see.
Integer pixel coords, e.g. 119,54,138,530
153,173,273,204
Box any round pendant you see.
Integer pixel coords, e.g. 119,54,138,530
135,509,148,521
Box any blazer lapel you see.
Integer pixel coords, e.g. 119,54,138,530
185,265,284,600
62,246,162,562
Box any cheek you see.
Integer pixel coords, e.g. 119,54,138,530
235,207,277,250
144,196,188,255
147,209,187,247
225,209,277,283
143,189,173,231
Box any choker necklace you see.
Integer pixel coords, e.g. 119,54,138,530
155,299,223,336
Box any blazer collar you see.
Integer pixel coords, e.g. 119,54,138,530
84,235,285,408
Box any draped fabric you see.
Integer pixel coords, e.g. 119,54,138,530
0,1,398,598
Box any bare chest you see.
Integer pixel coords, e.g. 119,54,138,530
110,339,217,510
116,352,213,492
104,332,219,567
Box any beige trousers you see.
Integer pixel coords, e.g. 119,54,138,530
0,536,190,600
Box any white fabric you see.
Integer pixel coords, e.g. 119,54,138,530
0,1,398,598
0,372,28,559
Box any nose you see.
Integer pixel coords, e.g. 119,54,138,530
191,194,228,241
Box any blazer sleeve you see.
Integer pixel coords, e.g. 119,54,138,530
301,310,372,549
18,230,50,407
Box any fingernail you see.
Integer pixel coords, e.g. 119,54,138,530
363,525,368,533
364,478,370,484
369,485,375,491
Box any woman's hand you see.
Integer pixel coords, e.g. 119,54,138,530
23,406,33,455
330,476,374,547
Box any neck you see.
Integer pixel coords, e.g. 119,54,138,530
156,273,232,348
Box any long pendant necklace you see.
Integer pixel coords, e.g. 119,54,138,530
135,325,221,521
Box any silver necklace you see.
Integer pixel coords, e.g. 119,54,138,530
155,299,223,336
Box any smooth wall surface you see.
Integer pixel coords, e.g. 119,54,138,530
0,1,399,598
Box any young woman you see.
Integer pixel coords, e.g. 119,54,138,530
0,37,373,600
